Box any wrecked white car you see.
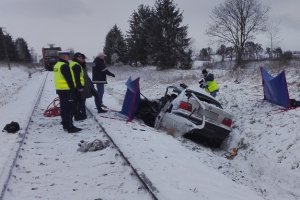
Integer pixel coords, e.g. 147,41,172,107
137,83,233,147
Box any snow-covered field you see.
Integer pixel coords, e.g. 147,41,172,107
0,63,299,200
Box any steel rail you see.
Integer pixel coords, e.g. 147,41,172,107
86,107,160,200
0,72,160,200
0,72,49,200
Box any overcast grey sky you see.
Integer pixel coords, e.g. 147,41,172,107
1,0,299,59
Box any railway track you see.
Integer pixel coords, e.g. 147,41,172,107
0,72,159,200
0,72,48,200
0,70,264,200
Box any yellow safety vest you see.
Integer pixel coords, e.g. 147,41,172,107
205,80,219,93
69,61,85,87
53,61,73,90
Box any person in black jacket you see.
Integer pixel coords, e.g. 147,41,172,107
53,52,82,133
84,67,103,113
92,53,115,113
72,53,104,116
70,52,86,121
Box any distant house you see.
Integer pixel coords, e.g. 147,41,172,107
292,51,300,58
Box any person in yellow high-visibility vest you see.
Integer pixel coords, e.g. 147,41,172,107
75,53,104,114
200,69,219,97
70,52,86,121
53,52,82,133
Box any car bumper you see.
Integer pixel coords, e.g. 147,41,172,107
158,112,231,147
183,125,230,147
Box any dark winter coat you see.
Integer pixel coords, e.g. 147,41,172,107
204,73,214,82
92,57,115,84
82,68,93,99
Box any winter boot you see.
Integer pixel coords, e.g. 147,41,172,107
66,126,82,133
98,108,107,113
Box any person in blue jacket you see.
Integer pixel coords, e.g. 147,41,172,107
92,52,115,113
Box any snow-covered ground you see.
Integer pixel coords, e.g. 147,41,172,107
0,63,299,200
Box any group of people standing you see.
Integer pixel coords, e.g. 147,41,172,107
53,49,219,133
53,51,115,133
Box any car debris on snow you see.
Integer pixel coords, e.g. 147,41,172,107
77,139,110,152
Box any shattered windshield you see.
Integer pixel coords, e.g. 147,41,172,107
187,89,223,109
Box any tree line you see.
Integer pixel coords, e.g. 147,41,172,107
1,0,295,69
104,0,294,69
103,0,192,70
0,28,31,63
199,42,293,62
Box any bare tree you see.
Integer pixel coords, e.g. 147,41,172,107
206,0,269,66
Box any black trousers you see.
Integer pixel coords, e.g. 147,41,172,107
57,91,75,129
91,85,102,111
75,92,86,118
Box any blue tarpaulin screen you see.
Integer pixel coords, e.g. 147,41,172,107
120,77,141,121
260,67,290,108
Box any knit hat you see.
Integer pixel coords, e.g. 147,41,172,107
97,52,106,58
73,52,86,59
58,51,70,57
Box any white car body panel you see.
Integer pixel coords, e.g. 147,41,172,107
154,85,234,147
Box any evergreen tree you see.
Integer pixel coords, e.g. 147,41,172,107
15,38,31,62
0,29,31,63
4,33,18,61
127,5,153,66
0,29,5,61
178,48,193,69
0,29,15,61
148,0,192,69
103,25,127,65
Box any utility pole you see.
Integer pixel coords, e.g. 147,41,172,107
0,27,11,70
